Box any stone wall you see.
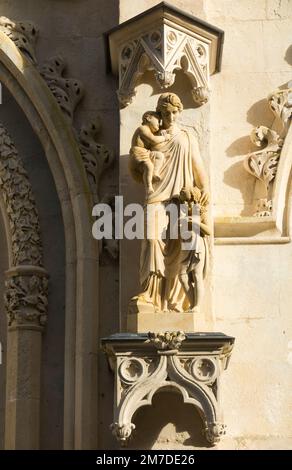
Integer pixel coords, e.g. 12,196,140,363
0,0,291,450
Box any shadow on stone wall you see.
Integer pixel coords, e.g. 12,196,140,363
128,390,209,450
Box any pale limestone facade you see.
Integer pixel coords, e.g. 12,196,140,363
0,0,291,450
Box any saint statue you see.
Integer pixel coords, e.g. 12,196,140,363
129,92,211,314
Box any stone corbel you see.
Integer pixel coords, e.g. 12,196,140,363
102,332,234,447
104,2,223,107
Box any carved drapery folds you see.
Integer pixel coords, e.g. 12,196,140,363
244,81,292,217
0,124,48,329
105,3,223,107
102,333,234,447
0,16,38,63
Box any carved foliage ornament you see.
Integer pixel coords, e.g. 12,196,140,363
0,124,43,266
40,56,84,122
244,81,292,217
147,331,186,351
118,26,209,107
0,16,38,63
5,271,48,328
0,124,48,329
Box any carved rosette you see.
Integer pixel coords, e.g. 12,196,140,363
0,16,38,63
103,333,234,447
0,124,48,330
117,26,210,107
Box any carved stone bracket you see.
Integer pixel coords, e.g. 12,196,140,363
0,16,38,63
105,3,223,107
102,332,234,447
244,81,292,217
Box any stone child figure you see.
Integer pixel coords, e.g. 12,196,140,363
129,111,170,195
178,186,211,311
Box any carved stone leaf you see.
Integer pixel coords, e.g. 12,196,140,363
0,16,38,63
0,124,43,266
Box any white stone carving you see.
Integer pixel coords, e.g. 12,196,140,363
117,26,209,106
244,82,292,217
40,56,84,122
268,81,292,128
147,331,186,351
106,4,223,107
103,333,234,447
0,16,38,63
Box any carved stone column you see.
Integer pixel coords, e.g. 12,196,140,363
4,266,48,449
0,123,48,449
102,332,234,447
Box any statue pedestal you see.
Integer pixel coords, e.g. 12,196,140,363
127,298,211,333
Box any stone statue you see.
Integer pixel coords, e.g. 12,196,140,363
129,92,210,314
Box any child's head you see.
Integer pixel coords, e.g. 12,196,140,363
142,111,160,132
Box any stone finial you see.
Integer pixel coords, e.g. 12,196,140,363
0,16,38,63
105,3,223,107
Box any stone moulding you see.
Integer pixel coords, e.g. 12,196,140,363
102,332,234,447
104,2,223,107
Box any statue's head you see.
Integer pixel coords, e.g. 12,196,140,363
156,93,183,128
142,111,160,132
